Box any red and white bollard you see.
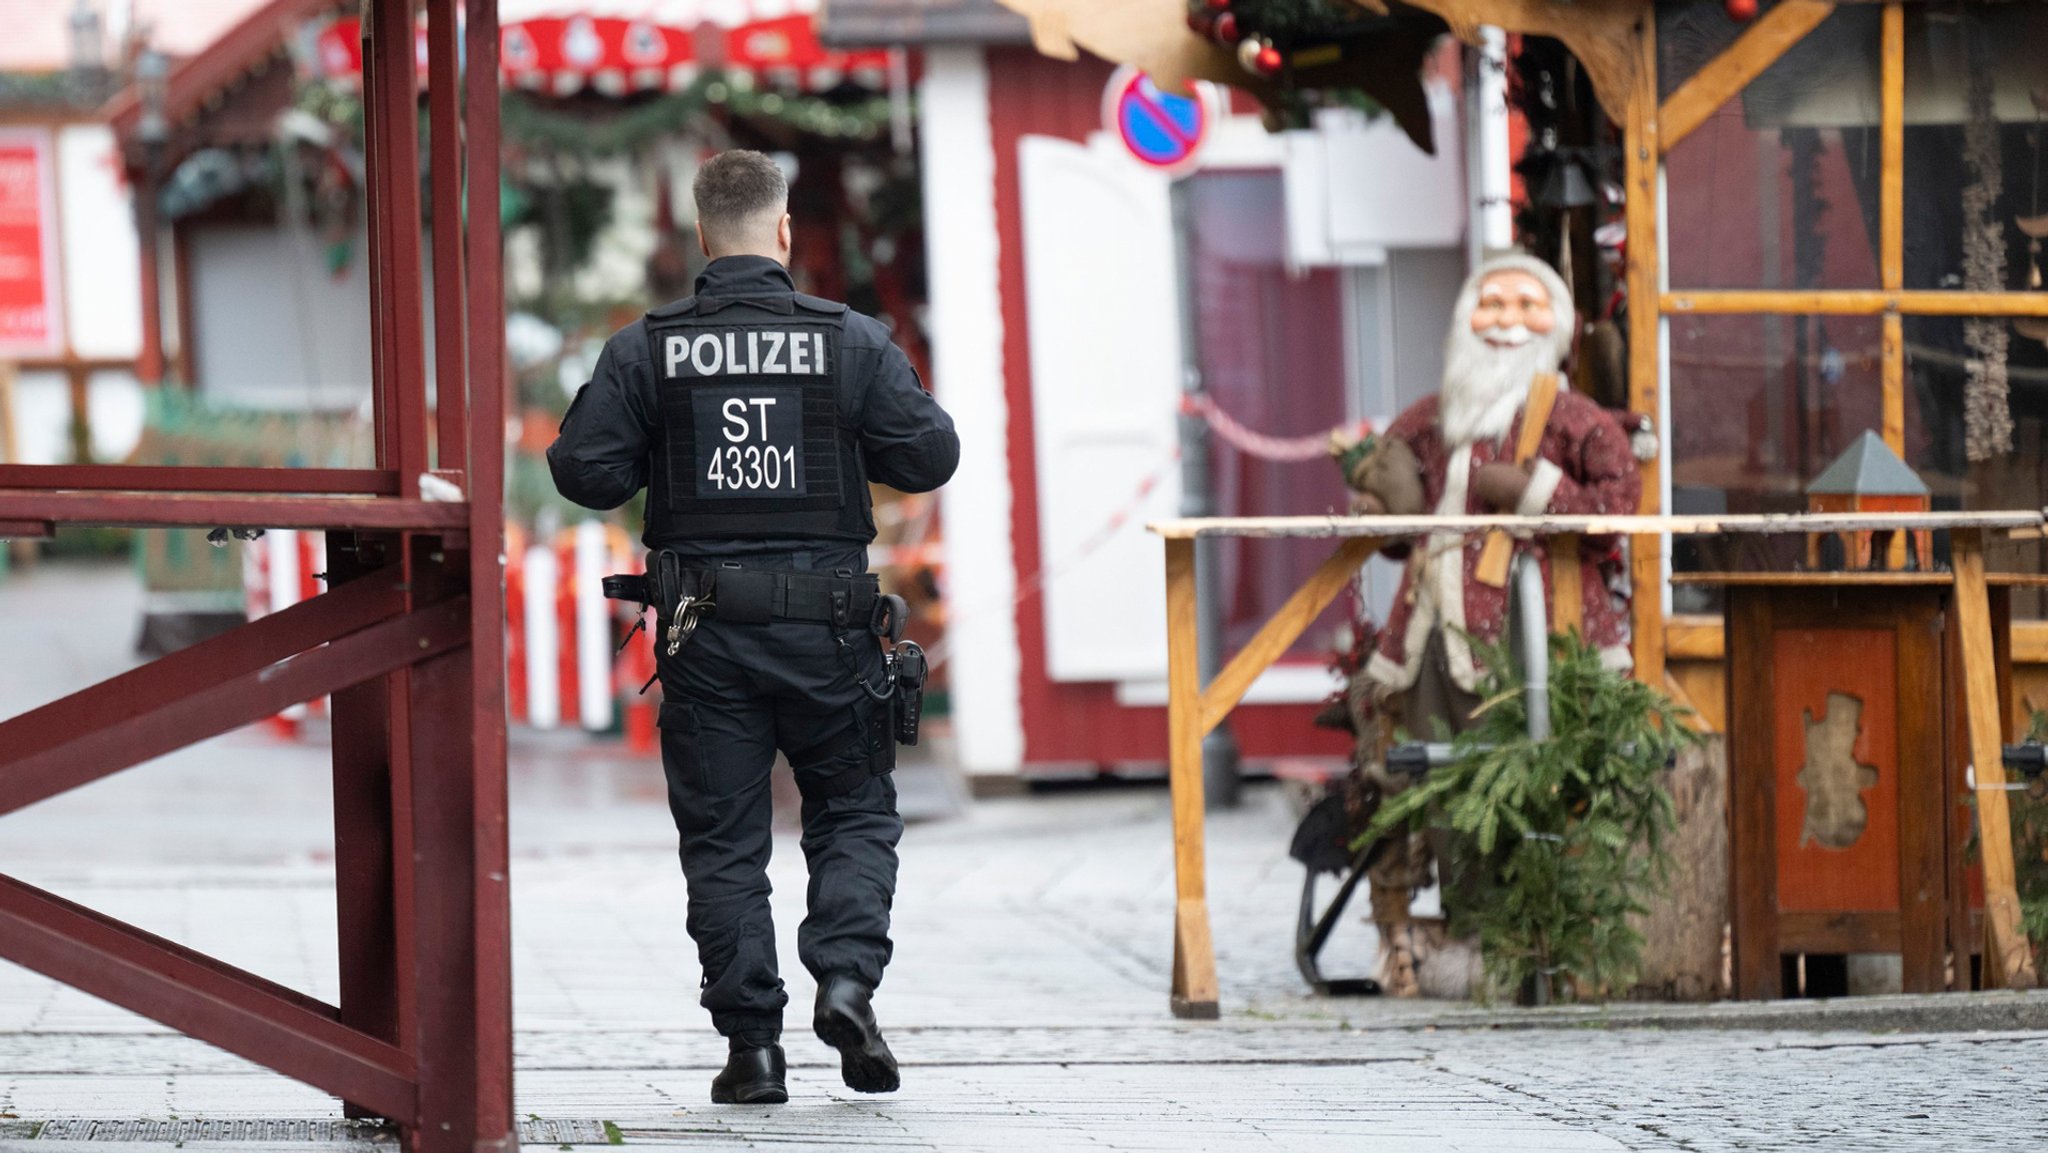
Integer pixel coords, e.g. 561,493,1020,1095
242,529,329,739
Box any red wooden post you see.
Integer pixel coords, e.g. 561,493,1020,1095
328,533,401,1120
463,0,516,1141
427,0,467,475
367,0,429,498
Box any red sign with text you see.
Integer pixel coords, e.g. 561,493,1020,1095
0,132,59,355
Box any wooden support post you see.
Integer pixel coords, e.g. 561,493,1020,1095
1551,535,1584,635
1879,1,1906,493
1952,529,2038,990
1656,0,1835,155
1626,12,1666,689
1164,536,1217,1019
1165,532,1375,1015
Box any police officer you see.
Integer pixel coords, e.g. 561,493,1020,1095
548,150,958,1105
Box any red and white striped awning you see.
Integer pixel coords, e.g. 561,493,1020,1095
310,0,894,96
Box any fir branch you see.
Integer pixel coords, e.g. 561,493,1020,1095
1360,631,1701,1002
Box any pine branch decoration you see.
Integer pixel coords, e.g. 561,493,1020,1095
1360,632,1702,1003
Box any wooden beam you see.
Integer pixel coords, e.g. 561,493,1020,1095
1626,10,1665,691
1163,537,1217,1019
1664,289,2048,316
1882,312,1905,453
1657,0,1836,154
1147,509,2045,541
1878,4,1906,472
1199,537,1379,735
1880,1,1904,291
1952,529,2038,990
0,873,417,1121
1665,614,1724,660
1550,535,1584,636
2017,621,2048,665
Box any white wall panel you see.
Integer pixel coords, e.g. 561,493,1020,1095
56,125,141,359
1018,134,1182,682
919,47,1025,773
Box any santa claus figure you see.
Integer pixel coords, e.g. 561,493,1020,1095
1343,251,1641,996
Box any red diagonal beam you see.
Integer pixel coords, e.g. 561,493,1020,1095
0,566,407,768
0,465,400,495
0,492,467,531
0,873,416,1121
0,598,470,817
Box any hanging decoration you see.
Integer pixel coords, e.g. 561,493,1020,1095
1185,0,1376,81
1961,27,2014,461
1724,0,1759,22
1179,0,1428,129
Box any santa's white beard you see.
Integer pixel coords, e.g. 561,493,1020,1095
1439,327,1561,447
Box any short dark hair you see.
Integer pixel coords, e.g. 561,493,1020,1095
693,150,787,252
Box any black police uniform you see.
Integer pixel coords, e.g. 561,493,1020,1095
547,255,958,1054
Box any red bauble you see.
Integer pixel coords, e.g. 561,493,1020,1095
1206,0,1231,9
1213,12,1240,43
1185,10,1214,36
1725,0,1758,20
1255,43,1283,76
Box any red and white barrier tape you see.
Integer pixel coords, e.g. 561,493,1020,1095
925,448,1180,673
1180,393,1371,463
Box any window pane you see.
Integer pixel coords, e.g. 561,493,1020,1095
1657,0,1769,102
1902,3,2048,291
1903,314,2048,617
1183,172,1354,655
1668,311,1884,612
1665,8,1883,291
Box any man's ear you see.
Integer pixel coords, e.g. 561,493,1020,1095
778,213,793,254
695,219,710,259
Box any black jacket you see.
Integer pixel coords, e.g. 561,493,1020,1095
548,256,958,563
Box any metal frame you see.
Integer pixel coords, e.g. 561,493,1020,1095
0,3,511,1149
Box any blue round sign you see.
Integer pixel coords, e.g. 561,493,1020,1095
1105,67,1211,172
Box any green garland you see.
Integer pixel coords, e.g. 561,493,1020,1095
1363,632,1702,1003
501,72,894,157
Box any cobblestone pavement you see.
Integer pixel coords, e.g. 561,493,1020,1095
4,561,2048,1150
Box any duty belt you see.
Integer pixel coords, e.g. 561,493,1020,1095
603,554,882,631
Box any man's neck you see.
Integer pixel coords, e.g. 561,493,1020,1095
708,251,786,266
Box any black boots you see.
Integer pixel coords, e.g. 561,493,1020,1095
813,975,900,1094
711,979,895,1103
710,1039,787,1105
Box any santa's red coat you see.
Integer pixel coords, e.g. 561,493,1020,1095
1366,389,1641,694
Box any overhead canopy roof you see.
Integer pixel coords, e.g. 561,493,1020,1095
108,0,897,161
314,1,895,96
992,0,1652,136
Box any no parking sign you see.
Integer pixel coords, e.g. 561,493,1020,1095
1102,66,1218,175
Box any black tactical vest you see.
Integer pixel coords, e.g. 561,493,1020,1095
643,293,872,542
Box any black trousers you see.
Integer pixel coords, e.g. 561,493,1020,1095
656,614,901,1044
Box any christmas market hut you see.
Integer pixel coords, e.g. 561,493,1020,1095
990,0,2048,1004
